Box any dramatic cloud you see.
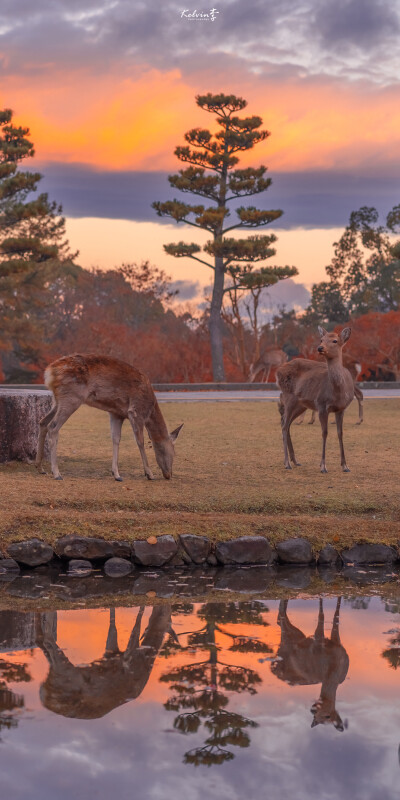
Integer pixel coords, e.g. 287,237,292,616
1,0,399,84
169,279,201,299
258,278,311,315
39,163,400,229
1,0,399,233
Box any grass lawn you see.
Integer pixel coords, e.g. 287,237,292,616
0,398,399,551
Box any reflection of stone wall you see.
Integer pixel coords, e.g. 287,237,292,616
0,612,36,651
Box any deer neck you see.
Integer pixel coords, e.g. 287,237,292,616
326,354,345,390
145,399,169,443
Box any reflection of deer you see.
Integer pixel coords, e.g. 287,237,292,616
271,598,349,731
36,607,171,719
248,348,288,383
296,355,364,425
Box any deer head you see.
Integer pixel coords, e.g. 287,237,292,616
317,326,351,360
152,423,184,479
311,700,346,732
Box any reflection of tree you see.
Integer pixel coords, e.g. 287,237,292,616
160,601,270,766
344,597,371,610
382,630,400,670
384,600,400,615
0,658,31,737
159,603,195,658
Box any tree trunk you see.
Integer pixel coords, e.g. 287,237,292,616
0,389,52,462
209,260,226,381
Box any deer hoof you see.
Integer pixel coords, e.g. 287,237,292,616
114,476,123,482
54,475,63,481
145,473,155,481
320,467,328,474
284,464,292,470
342,466,351,473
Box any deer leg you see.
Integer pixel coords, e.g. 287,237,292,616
314,598,325,644
287,398,304,467
354,385,364,424
109,413,123,481
309,410,316,424
105,608,120,655
36,404,57,473
335,410,350,472
282,421,292,470
319,410,329,473
47,400,82,479
295,410,306,425
124,607,145,659
287,424,302,466
330,597,342,645
277,599,288,624
283,399,306,467
128,411,155,480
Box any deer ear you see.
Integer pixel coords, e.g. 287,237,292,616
317,325,327,337
340,327,351,344
170,423,184,442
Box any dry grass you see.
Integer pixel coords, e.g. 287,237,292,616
0,399,399,550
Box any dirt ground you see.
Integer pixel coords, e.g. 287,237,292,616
0,398,399,549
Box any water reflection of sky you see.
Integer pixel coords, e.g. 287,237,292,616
0,597,399,800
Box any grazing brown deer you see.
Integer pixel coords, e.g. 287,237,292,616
277,327,354,472
36,607,171,719
36,354,183,481
247,347,288,383
296,354,363,425
271,598,349,731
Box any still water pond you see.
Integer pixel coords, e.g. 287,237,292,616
0,596,399,799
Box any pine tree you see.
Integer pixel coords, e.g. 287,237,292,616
153,93,297,381
0,108,77,380
303,206,400,325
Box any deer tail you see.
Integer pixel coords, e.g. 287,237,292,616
44,366,55,392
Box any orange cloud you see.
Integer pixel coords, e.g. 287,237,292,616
1,67,400,173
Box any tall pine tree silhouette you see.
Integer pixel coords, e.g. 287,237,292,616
0,108,78,380
153,93,297,381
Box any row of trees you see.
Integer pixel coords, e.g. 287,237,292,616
0,97,399,384
304,205,400,324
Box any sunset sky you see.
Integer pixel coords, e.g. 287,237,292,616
1,0,400,308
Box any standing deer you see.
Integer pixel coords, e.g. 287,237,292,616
247,348,288,383
296,354,363,425
271,598,349,731
277,327,354,472
36,354,183,481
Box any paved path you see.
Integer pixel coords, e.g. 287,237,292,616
156,389,400,402
1,388,399,402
